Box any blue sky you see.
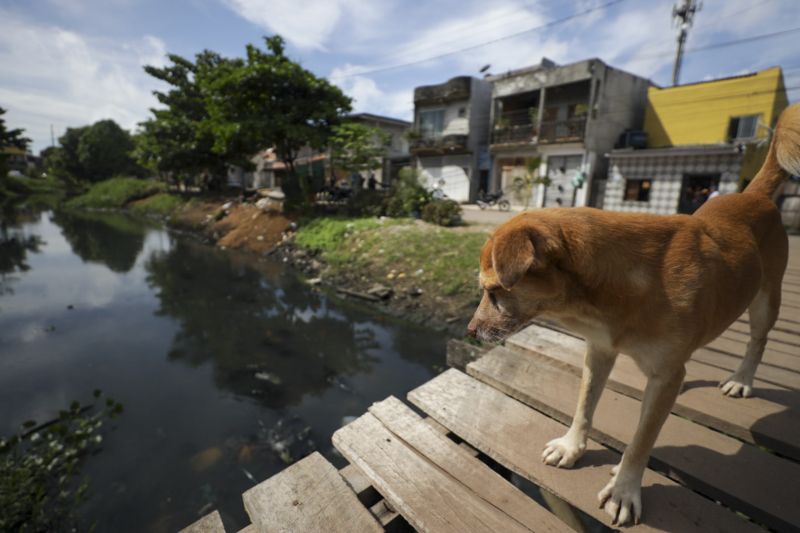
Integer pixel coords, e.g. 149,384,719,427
1,0,799,152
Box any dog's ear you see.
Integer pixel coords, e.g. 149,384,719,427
491,226,536,290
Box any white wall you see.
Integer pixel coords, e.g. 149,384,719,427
418,102,470,136
417,154,472,202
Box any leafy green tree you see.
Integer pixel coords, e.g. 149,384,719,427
0,107,31,187
45,120,141,185
136,52,229,190
77,119,140,182
330,123,389,175
199,36,352,207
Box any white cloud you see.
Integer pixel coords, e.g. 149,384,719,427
0,10,166,152
329,64,412,120
222,0,391,50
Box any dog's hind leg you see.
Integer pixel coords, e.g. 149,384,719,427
542,343,617,468
720,285,781,398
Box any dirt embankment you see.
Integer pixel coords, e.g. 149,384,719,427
169,200,477,336
171,200,293,255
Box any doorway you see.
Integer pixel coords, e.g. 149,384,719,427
678,173,720,214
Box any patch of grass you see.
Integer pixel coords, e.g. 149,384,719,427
65,177,165,209
130,192,186,217
296,216,488,308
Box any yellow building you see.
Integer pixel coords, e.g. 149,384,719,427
603,67,790,216
645,67,788,148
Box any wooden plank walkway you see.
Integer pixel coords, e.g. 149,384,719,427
180,238,799,532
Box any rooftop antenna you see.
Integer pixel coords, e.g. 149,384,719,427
672,0,701,86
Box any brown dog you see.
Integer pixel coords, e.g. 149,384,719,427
468,103,800,526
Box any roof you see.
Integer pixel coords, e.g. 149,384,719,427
608,144,742,158
649,66,782,90
347,113,411,128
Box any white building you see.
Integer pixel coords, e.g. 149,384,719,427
410,76,492,202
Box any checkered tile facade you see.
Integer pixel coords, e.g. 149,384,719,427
603,151,742,215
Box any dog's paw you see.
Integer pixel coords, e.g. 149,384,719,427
541,435,586,468
598,475,642,526
719,374,753,398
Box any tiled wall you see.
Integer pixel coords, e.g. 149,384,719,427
603,152,742,215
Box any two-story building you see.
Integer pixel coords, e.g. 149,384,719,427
603,66,789,215
409,76,492,202
347,113,411,185
487,58,650,208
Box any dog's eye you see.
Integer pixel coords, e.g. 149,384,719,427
487,291,498,307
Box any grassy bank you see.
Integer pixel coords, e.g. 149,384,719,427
295,217,489,320
64,177,188,216
1,175,66,208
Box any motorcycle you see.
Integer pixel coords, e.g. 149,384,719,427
477,190,510,211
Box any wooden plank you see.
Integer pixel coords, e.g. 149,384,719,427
446,338,490,371
339,463,381,507
368,397,568,533
409,370,762,533
237,526,255,533
179,510,226,533
242,451,382,533
507,325,800,460
692,346,800,390
728,322,800,346
722,329,800,353
333,412,536,533
469,346,800,532
706,337,800,373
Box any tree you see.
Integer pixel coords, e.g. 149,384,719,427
511,157,543,209
77,120,140,182
329,123,389,176
45,120,141,185
0,107,31,185
199,36,352,207
136,52,229,190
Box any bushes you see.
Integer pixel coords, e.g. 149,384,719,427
130,192,186,217
65,177,164,209
422,199,461,227
384,168,432,218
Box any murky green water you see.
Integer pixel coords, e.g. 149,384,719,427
0,208,446,532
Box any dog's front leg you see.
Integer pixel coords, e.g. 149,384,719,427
599,364,686,525
542,344,617,468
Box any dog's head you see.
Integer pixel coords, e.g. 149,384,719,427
467,215,567,342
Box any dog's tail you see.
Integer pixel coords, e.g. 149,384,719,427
745,103,800,200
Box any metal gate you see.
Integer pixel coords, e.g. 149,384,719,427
543,155,583,208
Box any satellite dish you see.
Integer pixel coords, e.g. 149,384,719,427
479,64,491,73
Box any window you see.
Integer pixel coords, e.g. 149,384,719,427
728,114,759,140
624,179,652,202
419,109,445,138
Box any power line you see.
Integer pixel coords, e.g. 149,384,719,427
340,0,627,79
626,26,800,64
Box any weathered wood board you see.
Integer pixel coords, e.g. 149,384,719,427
242,451,382,533
179,510,226,533
507,325,800,460
409,369,762,533
469,346,800,532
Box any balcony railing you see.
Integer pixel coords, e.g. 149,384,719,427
539,116,586,143
492,109,538,145
409,132,469,155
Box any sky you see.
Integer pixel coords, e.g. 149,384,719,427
1,0,799,153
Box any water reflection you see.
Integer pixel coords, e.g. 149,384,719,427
1,209,445,532
0,205,44,297
51,210,147,273
145,240,381,408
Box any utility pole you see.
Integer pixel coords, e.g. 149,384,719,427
672,0,701,86
50,124,55,147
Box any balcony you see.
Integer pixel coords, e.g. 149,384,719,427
414,76,472,105
491,109,538,146
409,133,469,156
539,116,586,144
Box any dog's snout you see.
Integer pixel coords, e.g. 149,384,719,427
467,318,478,338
